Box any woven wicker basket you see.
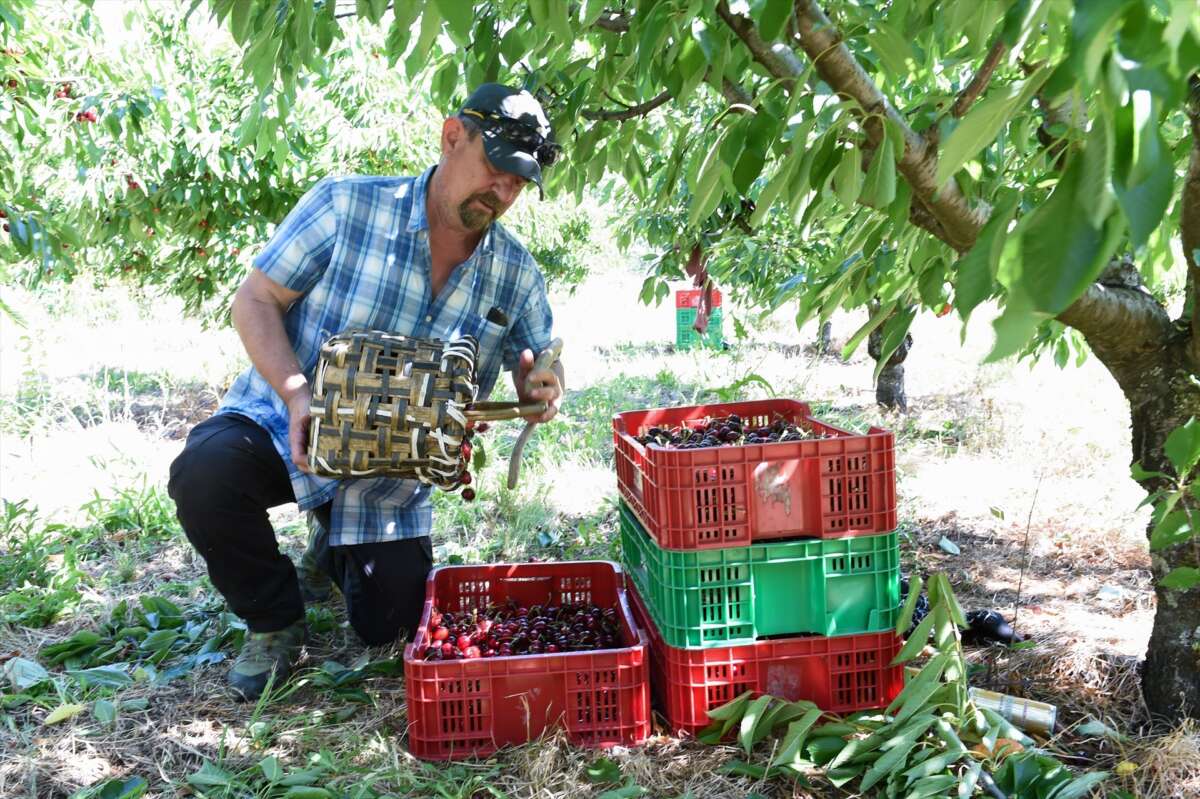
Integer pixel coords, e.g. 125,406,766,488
308,330,551,489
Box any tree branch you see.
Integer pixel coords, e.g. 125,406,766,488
951,38,1008,118
1182,73,1200,369
594,12,630,33
582,90,673,121
1057,277,1180,380
722,77,753,105
715,0,989,253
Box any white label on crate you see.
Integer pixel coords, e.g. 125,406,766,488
753,461,794,517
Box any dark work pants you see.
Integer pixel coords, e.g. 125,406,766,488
167,413,432,644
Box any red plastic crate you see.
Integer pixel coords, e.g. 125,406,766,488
675,287,722,309
628,583,902,736
403,561,651,760
613,399,896,550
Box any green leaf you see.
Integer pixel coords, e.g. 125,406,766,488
585,757,622,784
770,706,824,768
67,665,133,689
1164,418,1200,476
1078,109,1115,229
547,0,572,43
935,67,1050,189
187,763,235,788
749,155,799,228
1113,91,1174,249
1149,510,1193,551
93,698,117,725
959,761,983,798
707,689,753,721
44,702,87,725
260,755,284,783
895,573,923,636
888,653,949,715
1052,771,1112,799
229,0,255,45
1017,156,1125,315
433,0,472,42
893,612,935,665
738,694,773,755
841,300,896,359
385,0,425,65
1161,567,1200,590
872,305,916,384
833,146,863,207
753,0,793,41
90,776,148,799
954,188,1019,323
1071,0,1132,85
2,657,49,691
860,715,936,791
862,136,896,207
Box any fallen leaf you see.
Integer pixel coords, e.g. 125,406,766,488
44,703,87,725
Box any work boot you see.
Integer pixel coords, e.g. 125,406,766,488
228,620,306,701
296,510,334,604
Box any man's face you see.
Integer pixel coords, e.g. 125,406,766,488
438,118,529,232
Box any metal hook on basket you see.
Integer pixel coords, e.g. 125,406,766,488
507,338,563,490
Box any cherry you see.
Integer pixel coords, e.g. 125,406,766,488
0,209,7,218
937,303,953,318
6,78,16,88
441,642,455,657
196,247,207,257
231,247,240,255
476,422,490,433
463,646,481,659
460,471,472,485
432,626,449,641
2,224,8,233
456,634,472,651
461,488,476,502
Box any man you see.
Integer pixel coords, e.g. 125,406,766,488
168,84,565,701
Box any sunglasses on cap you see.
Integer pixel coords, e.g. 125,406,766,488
461,108,562,169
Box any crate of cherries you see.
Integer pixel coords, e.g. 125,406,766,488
422,599,622,660
634,412,826,450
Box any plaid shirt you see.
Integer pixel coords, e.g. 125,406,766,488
217,168,554,546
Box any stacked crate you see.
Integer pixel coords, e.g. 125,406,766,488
613,399,905,735
675,288,723,350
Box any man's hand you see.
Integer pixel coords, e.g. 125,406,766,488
287,390,313,473
515,347,563,423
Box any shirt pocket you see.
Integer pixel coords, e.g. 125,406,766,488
455,313,507,385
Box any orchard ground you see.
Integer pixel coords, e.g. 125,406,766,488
1,250,1197,798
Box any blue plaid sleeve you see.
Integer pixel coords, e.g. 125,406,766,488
252,177,338,294
502,270,554,371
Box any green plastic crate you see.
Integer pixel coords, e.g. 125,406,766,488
619,501,900,648
675,306,723,349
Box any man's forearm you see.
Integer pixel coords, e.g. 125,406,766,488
231,294,308,405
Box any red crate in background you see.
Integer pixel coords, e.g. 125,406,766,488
403,561,651,760
628,583,903,736
613,399,896,550
675,288,722,309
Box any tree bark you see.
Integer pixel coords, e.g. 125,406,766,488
1124,349,1200,718
816,321,832,354
868,328,912,411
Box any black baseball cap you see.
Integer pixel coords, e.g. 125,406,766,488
458,84,559,198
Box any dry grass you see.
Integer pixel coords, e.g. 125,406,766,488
0,260,1174,797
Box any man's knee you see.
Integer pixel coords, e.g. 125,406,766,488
347,608,407,647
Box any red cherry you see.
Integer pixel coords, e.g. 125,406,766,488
61,243,69,250
936,303,953,318
231,247,240,255
441,642,455,657
6,78,17,88
0,209,7,217
456,634,472,651
476,422,490,433
432,626,449,641
195,275,204,282
461,488,476,502
464,646,481,659
546,644,559,653
2,223,8,233
460,471,472,486
196,248,206,257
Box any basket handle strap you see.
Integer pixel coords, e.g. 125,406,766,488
507,338,564,490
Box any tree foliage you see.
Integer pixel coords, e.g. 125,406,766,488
151,0,1200,364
